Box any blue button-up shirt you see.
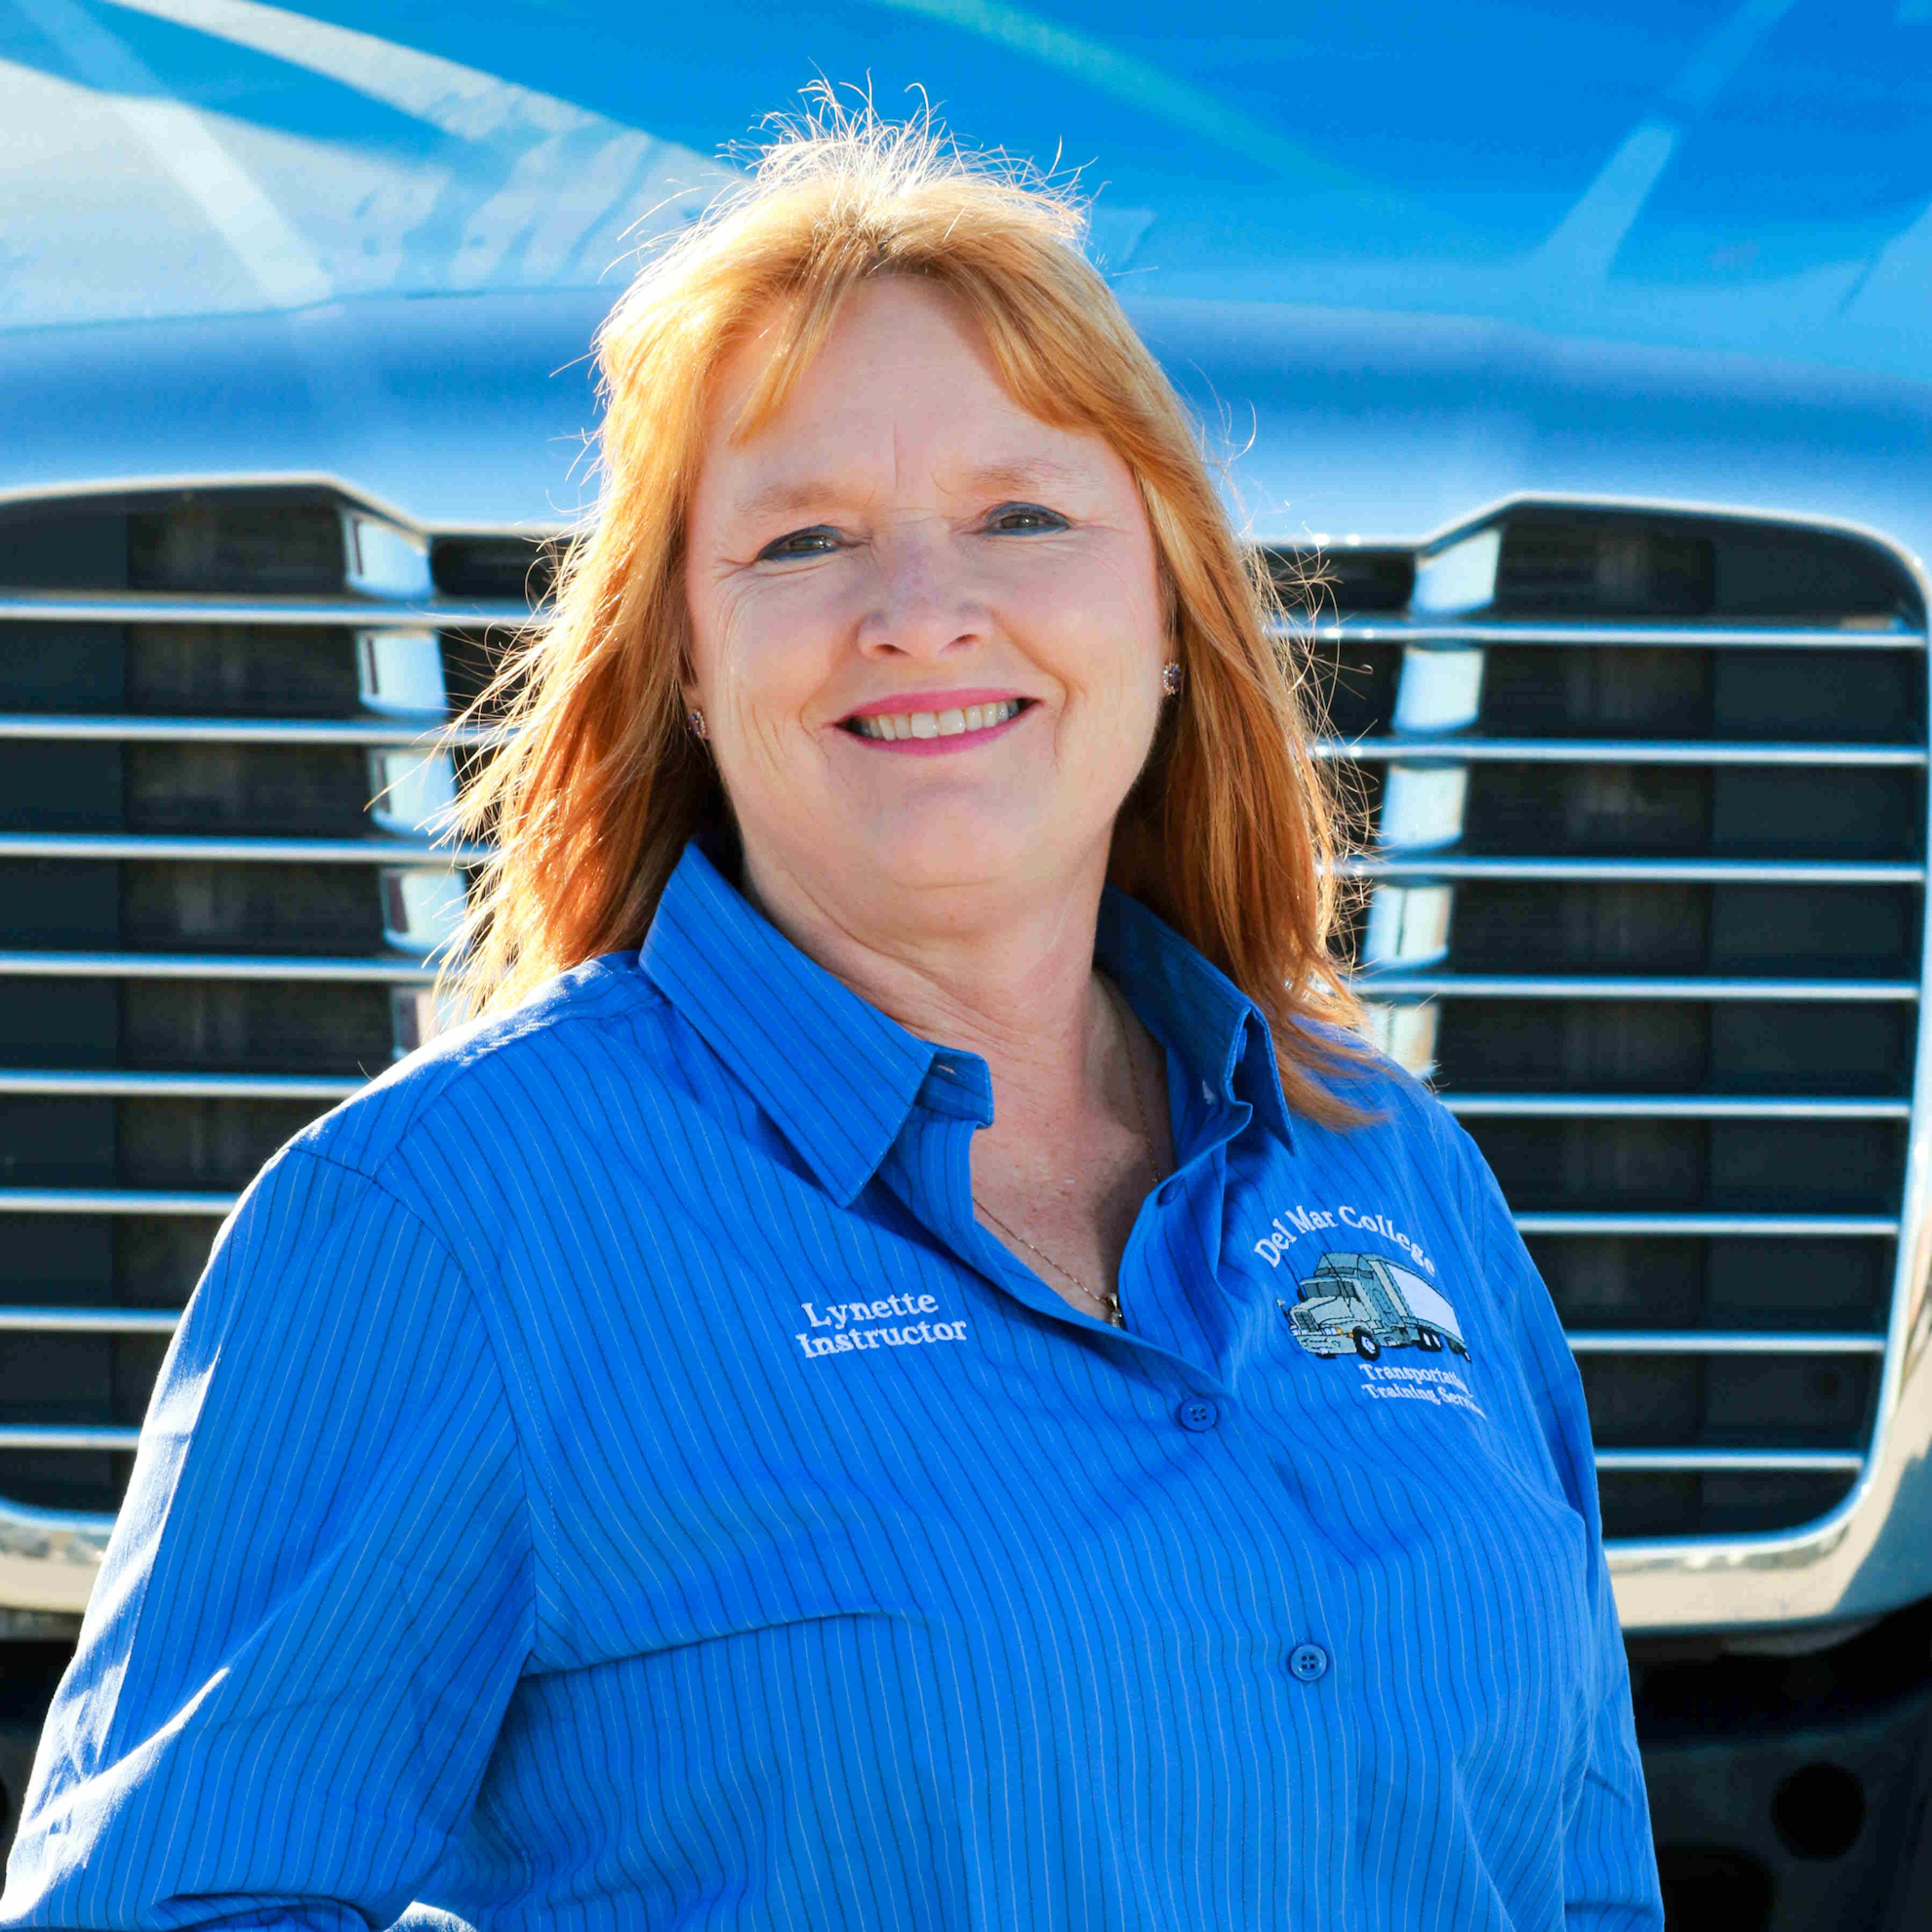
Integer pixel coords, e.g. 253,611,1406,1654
3,839,1662,1930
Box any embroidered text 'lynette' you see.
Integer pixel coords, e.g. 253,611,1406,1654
795,1297,969,1356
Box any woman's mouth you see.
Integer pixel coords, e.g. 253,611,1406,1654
840,698,1031,745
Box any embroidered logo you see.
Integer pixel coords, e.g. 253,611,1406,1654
1280,1251,1469,1364
794,1296,970,1358
1356,1360,1484,1417
1253,1201,1437,1277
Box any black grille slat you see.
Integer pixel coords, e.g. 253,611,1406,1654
126,624,365,716
1445,881,1920,976
1449,881,1714,972
128,503,344,596
1435,999,1914,1095
123,745,375,834
1485,643,1715,735
1499,519,1717,618
1305,639,1405,740
1495,510,1914,623
1529,1234,1894,1335
1480,643,1923,740
430,533,557,604
123,862,391,951
1474,1118,1905,1214
1461,765,1919,859
117,1098,325,1189
0,744,123,829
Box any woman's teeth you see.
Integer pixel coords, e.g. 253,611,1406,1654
849,699,1023,742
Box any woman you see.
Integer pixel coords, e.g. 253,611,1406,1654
2,112,1662,1929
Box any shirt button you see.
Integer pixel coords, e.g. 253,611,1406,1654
1288,1642,1330,1683
1176,1397,1219,1432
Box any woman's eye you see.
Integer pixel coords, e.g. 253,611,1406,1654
756,525,841,562
985,502,1068,534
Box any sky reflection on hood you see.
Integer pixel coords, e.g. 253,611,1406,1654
2,0,1929,386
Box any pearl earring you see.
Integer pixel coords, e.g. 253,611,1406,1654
685,708,707,741
1160,661,1184,697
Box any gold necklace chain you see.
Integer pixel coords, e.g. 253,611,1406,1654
973,976,1166,1328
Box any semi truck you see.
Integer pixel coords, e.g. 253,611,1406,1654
1289,1252,1469,1361
3,4,1931,1924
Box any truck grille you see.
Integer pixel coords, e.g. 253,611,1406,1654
0,488,1921,1601
0,487,537,1583
1307,505,1925,1544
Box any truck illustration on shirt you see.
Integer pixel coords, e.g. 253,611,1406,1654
1290,1253,1469,1362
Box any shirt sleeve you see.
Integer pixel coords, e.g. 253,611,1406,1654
0,1145,536,1931
1452,1119,1666,1932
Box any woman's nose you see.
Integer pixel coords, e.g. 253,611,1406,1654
855,521,986,660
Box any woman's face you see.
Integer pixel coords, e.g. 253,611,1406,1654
683,276,1170,925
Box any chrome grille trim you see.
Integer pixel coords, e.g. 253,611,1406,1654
0,1308,181,1335
1357,973,1917,1001
0,593,537,628
1443,1095,1912,1120
1348,855,1924,883
1565,1332,1887,1355
1284,618,1921,649
1595,1449,1868,1473
0,1189,236,1216
1329,737,1926,767
0,1427,143,1452
0,950,437,982
1513,1212,1899,1237
0,1499,116,1607
0,713,496,746
0,1070,364,1099
32,1185,1886,1237
36,1301,1892,1353
0,832,481,863
5,1434,1863,1472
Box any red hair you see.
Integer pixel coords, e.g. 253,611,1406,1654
451,103,1367,1125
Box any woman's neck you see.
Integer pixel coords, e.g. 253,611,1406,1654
737,841,1116,1122
738,837,1173,1319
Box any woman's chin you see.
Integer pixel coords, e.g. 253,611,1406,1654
839,820,1058,902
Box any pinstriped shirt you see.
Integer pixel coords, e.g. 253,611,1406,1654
2,838,1662,1931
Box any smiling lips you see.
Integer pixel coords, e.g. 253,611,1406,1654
840,693,1032,751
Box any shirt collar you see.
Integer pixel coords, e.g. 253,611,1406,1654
639,839,942,1206
1094,884,1295,1150
640,839,1294,1206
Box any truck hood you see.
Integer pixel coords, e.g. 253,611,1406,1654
6,287,1929,577
3,0,1929,554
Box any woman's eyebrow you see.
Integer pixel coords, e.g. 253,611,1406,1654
956,457,1088,498
733,477,856,524
732,458,1089,526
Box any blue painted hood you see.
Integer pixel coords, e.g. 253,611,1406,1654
3,1,1928,553
6,0,1930,382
